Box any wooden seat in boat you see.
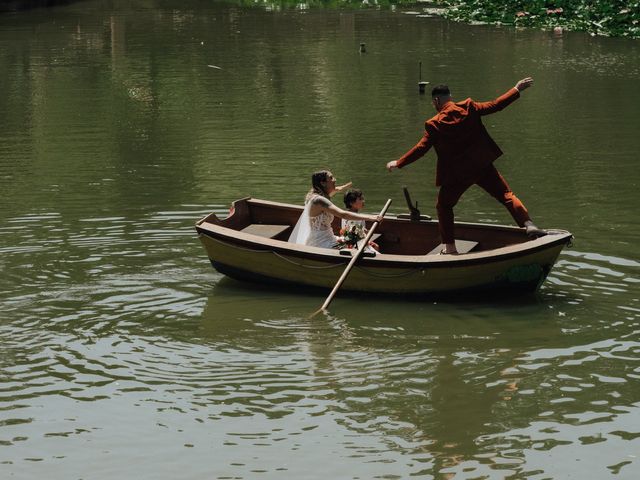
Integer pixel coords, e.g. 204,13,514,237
241,224,291,239
427,239,478,255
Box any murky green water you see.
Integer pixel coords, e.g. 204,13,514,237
1,1,639,478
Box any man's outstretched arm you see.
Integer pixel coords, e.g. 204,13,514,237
475,77,534,115
387,128,435,171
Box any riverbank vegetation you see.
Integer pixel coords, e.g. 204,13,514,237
231,0,639,38
2,0,637,38
438,1,639,38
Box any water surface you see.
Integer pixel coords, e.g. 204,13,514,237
1,2,639,479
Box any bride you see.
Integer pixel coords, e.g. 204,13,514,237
289,170,382,248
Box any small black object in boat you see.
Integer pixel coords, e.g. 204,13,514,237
402,186,430,221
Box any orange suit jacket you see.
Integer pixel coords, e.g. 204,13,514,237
396,87,521,186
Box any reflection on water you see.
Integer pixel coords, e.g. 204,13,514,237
1,1,639,479
1,206,638,477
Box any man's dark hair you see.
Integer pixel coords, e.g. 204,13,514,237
343,188,363,209
431,84,451,97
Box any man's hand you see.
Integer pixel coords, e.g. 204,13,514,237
386,160,399,172
515,77,534,92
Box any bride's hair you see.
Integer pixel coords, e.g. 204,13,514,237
305,170,332,203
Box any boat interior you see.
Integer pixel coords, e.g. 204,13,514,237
198,197,536,256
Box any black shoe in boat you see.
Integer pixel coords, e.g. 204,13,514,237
526,224,547,237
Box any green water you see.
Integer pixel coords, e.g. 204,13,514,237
1,2,638,479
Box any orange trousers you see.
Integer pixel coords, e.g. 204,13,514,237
436,164,531,244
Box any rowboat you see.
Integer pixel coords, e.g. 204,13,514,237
195,197,573,296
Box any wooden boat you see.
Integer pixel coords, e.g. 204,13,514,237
195,197,573,296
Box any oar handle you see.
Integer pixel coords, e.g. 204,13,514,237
318,198,392,313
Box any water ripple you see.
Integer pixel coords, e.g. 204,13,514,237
1,5,639,477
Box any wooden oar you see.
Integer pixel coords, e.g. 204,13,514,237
311,199,392,317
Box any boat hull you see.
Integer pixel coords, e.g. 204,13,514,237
197,230,566,296
195,198,572,297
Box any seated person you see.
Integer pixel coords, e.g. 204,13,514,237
288,170,382,248
341,189,380,251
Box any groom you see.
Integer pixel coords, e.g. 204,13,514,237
386,77,546,254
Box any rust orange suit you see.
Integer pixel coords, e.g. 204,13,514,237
396,87,531,244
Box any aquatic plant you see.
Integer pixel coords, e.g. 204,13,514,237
236,0,639,38
439,0,640,38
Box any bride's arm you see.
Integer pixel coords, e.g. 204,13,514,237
322,199,382,223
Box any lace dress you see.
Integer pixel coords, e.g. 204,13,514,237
307,207,339,248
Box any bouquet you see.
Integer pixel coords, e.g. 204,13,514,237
337,223,366,249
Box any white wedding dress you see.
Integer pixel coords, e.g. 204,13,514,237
307,209,339,248
288,195,339,248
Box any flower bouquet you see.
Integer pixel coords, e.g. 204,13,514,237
337,223,366,249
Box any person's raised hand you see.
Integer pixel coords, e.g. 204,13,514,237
336,181,353,192
515,77,534,92
386,160,399,172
